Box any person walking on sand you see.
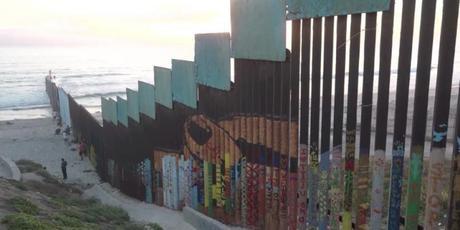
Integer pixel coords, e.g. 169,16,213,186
61,158,67,180
63,125,71,145
78,140,86,160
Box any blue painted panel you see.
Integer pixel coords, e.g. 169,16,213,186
195,33,231,91
287,0,390,19
162,156,169,208
101,97,110,122
138,81,156,119
154,66,173,109
319,150,331,229
108,98,118,124
116,96,128,127
230,0,286,61
58,87,71,128
172,59,197,108
144,158,153,204
171,156,179,209
126,88,140,123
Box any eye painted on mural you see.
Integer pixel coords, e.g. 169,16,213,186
187,119,212,145
184,114,297,172
184,115,242,163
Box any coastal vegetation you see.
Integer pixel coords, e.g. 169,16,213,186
0,159,162,230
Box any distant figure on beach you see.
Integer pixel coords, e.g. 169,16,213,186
61,158,67,180
63,126,71,145
78,140,86,160
57,115,62,126
55,126,61,135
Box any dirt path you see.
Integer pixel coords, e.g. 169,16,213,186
0,118,194,230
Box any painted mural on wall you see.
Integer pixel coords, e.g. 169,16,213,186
44,0,460,228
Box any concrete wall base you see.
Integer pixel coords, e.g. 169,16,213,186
0,155,21,181
183,207,240,230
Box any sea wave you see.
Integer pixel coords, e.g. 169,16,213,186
71,91,126,100
62,73,129,79
0,104,51,111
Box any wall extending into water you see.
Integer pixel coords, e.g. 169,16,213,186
46,0,460,229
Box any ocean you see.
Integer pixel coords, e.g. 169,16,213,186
1,46,460,122
0,46,193,121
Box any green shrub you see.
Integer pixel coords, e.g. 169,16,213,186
117,223,146,230
62,208,98,223
58,200,129,225
15,160,44,173
9,180,28,191
85,203,130,224
51,213,84,228
9,197,39,215
147,223,163,230
1,213,50,230
52,197,98,208
36,169,60,185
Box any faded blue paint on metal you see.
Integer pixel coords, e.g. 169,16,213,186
108,98,118,124
171,59,197,108
144,158,153,204
388,142,405,229
195,33,231,91
154,66,173,109
116,96,128,127
287,0,390,19
127,88,140,123
319,150,330,229
58,87,71,128
101,97,110,122
230,0,286,61
192,186,198,209
138,81,156,119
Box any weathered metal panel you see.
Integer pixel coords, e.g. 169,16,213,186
138,81,156,119
230,0,286,61
195,33,231,91
58,87,71,128
108,98,118,124
171,59,197,108
101,97,110,122
126,88,140,123
116,96,128,127
287,0,390,19
154,66,173,109
144,158,153,204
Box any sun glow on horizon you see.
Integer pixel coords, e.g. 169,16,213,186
0,0,231,47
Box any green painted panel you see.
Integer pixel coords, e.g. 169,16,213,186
116,96,128,127
108,98,118,124
101,97,110,122
230,0,286,61
195,33,231,91
287,0,390,19
154,66,173,109
138,81,156,119
126,88,140,123
171,59,197,108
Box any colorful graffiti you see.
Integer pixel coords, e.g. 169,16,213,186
44,0,460,229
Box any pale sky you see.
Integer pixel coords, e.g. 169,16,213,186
0,0,230,47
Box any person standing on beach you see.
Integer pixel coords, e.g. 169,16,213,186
61,158,67,180
78,140,86,160
63,125,71,145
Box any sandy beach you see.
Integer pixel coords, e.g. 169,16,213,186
0,117,99,185
0,117,195,230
